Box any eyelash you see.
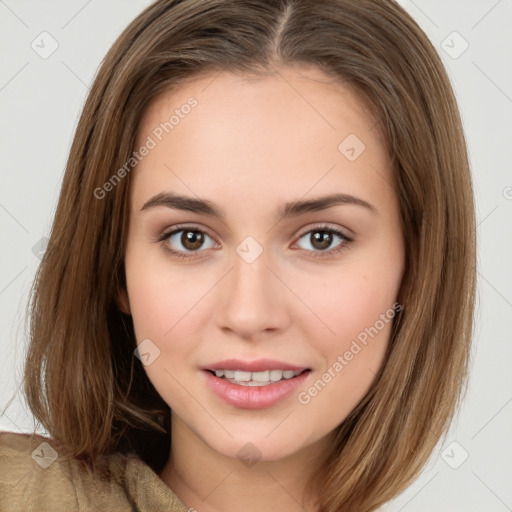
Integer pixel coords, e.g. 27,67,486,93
157,224,353,261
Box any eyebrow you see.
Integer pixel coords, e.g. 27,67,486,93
140,191,378,220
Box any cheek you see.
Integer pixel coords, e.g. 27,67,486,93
125,245,203,340
293,266,401,350
124,259,205,405
124,253,217,395
295,273,398,423
292,244,403,419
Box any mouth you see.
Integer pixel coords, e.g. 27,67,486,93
203,368,312,387
202,367,312,409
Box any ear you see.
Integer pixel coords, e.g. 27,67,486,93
116,286,131,315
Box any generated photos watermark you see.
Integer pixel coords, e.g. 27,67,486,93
93,97,198,200
297,302,403,405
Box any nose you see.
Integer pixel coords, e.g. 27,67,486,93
215,245,291,340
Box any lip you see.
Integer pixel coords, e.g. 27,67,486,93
201,358,310,373
202,368,312,409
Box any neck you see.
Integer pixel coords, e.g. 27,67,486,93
159,414,329,512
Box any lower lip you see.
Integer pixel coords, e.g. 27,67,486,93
202,370,311,410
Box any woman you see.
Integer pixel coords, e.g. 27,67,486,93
0,0,476,511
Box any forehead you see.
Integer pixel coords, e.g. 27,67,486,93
131,66,394,210
137,66,380,145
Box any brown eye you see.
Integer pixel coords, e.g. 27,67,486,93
181,230,205,250
310,231,334,251
163,228,217,254
295,226,351,256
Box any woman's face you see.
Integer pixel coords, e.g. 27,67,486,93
121,66,405,463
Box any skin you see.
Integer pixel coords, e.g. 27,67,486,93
118,65,405,511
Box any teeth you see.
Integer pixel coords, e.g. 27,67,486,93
252,370,270,382
211,369,304,385
234,370,251,381
269,370,282,382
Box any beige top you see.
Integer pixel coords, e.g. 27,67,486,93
1,431,395,511
0,431,189,511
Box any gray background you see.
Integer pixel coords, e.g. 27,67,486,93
1,1,511,510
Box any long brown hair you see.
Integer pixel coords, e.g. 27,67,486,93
22,1,476,510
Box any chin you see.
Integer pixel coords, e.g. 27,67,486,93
204,430,309,464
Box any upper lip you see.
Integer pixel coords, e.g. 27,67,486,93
202,359,310,373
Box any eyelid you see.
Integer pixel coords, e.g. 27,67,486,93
158,222,352,244
157,222,353,259
294,222,353,241
158,223,220,245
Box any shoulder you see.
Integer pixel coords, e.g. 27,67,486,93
0,431,133,512
0,431,189,512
